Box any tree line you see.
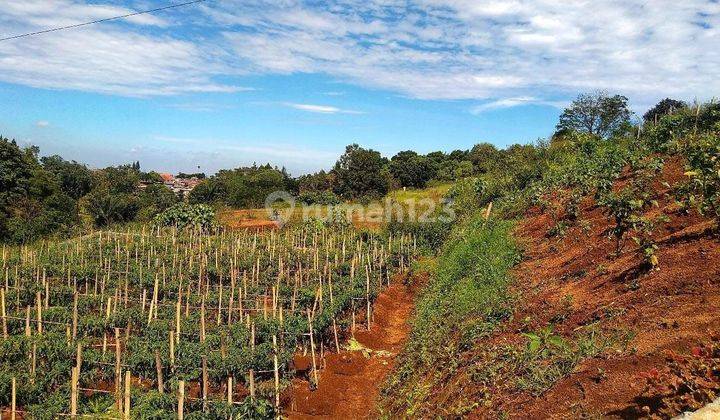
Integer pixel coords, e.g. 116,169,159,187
0,91,691,243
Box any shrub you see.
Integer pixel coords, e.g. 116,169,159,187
682,132,720,222
297,190,341,205
153,203,218,231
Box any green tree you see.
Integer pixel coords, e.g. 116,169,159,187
643,98,686,123
468,142,502,174
137,184,179,220
297,170,333,193
332,144,389,198
188,179,226,204
0,137,31,210
556,91,631,138
389,150,432,188
41,155,93,199
86,188,139,226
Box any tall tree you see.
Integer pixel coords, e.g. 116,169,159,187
389,150,432,188
556,91,631,138
468,142,502,174
643,98,686,123
41,155,93,199
332,144,389,198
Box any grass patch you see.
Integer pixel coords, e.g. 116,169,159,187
381,214,520,417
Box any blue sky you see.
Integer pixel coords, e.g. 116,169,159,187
0,0,718,175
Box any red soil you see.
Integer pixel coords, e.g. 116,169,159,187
471,158,720,418
284,280,417,419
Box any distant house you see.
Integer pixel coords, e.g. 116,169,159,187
137,173,200,199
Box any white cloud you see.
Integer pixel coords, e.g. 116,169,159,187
35,120,49,127
214,0,720,107
0,0,243,95
0,0,718,110
282,102,363,114
470,97,567,113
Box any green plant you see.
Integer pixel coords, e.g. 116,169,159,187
682,132,720,224
153,203,219,231
548,220,569,238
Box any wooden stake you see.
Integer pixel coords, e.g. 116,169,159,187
202,356,208,412
365,265,371,331
36,291,42,334
307,309,319,386
273,335,280,411
178,380,185,420
332,318,340,353
1,288,7,339
249,323,256,400
72,292,78,340
115,328,122,410
11,376,16,420
169,330,175,370
70,366,78,417
155,350,164,393
124,370,131,420
227,376,233,404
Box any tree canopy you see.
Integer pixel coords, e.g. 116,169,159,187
643,98,687,123
556,91,632,138
332,144,390,199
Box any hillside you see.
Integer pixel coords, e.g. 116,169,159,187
381,103,720,418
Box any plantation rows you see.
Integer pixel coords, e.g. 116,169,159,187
0,224,417,418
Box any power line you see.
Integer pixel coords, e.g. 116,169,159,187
0,0,209,42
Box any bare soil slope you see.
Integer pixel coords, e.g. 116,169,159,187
474,159,720,418
284,278,418,419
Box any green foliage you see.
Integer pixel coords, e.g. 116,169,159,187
297,170,333,194
86,188,139,226
332,143,390,199
556,91,632,138
513,326,629,395
389,150,432,188
153,203,218,230
137,184,180,221
384,217,518,415
386,219,452,252
643,98,687,123
189,165,295,208
682,132,720,221
297,190,341,205
40,155,93,199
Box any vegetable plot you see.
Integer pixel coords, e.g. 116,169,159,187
0,224,416,418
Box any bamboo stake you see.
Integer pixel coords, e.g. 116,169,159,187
36,291,42,334
365,265,371,331
70,366,78,417
1,288,7,339
332,318,340,353
124,371,131,419
115,328,122,410
273,335,280,411
227,376,233,404
307,309,319,386
249,322,256,400
155,350,164,393
202,356,208,412
169,330,175,370
178,380,185,420
11,376,16,420
72,292,78,340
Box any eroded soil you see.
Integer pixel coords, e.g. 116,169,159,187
284,280,417,419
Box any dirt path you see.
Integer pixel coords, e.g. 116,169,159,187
284,281,416,419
